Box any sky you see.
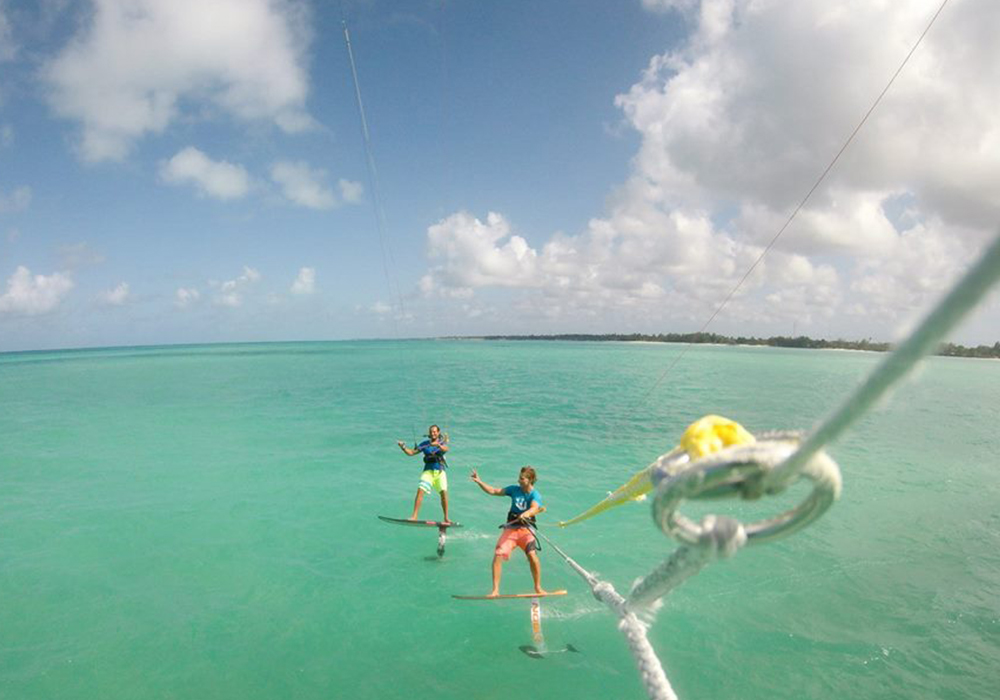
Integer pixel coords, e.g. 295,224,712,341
0,0,998,352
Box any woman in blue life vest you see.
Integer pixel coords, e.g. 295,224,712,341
397,424,451,523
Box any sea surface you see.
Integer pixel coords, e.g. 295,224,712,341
1,340,997,700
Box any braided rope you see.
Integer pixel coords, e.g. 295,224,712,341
536,533,679,700
628,516,746,609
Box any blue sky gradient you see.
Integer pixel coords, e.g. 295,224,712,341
1,0,998,351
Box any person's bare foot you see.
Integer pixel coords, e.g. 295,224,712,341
534,588,547,595
486,590,499,598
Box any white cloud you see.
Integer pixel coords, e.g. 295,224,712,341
290,266,315,294
99,281,130,305
160,147,250,200
43,0,313,162
421,0,1000,338
611,0,1000,322
0,266,73,315
0,186,31,213
270,161,337,209
365,301,414,323
425,211,539,289
421,204,750,319
642,0,696,14
175,286,200,308
214,265,260,307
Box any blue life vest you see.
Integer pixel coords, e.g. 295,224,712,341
417,439,447,470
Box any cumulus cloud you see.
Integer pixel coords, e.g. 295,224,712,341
160,147,251,200
425,211,538,290
0,266,73,315
99,281,130,305
613,0,999,321
175,286,200,308
214,265,260,307
42,0,313,162
290,266,315,294
270,161,337,209
0,186,31,213
422,0,1000,337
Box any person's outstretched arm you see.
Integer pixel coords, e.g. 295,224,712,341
470,469,503,495
397,440,419,456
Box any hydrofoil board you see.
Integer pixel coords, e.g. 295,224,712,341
378,515,461,528
452,590,567,600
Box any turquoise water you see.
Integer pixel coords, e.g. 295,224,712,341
1,340,997,700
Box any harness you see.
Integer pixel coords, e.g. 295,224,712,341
418,440,447,470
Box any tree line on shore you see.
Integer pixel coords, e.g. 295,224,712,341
463,333,1000,359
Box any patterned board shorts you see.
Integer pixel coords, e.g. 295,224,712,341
418,469,448,494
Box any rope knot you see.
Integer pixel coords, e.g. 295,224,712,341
696,515,747,558
593,580,616,602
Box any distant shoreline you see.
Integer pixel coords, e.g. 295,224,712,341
453,333,1000,359
2,335,997,359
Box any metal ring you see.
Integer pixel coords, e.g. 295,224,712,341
650,434,842,547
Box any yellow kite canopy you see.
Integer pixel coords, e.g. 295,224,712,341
558,415,755,527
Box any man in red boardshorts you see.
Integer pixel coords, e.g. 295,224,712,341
470,466,545,597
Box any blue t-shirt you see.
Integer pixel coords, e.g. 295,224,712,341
417,439,447,470
503,485,541,523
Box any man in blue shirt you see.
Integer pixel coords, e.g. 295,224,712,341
398,424,451,523
470,466,546,597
